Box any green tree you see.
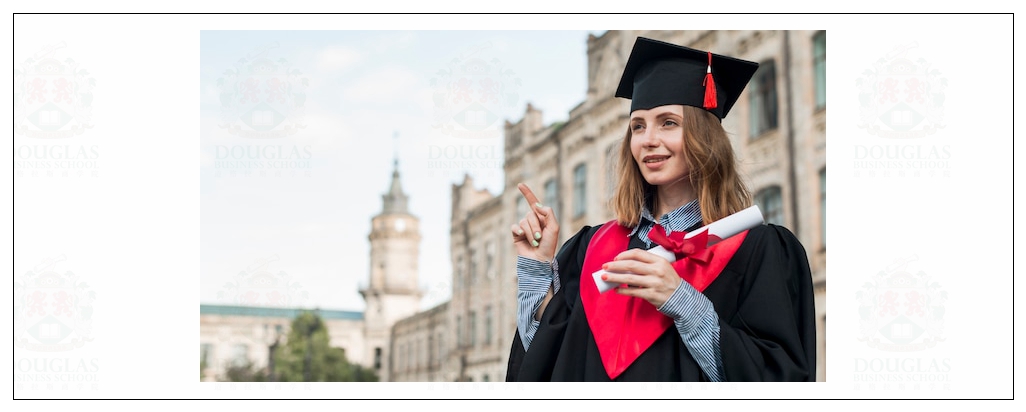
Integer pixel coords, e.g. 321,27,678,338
270,311,378,382
221,360,268,382
218,311,377,382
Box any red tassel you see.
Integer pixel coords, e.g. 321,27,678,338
703,52,717,110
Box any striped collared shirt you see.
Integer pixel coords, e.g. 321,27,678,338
515,199,725,381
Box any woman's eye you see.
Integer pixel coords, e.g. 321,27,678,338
631,123,644,132
663,120,678,127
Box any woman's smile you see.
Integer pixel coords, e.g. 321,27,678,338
642,154,671,169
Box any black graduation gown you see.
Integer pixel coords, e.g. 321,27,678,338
505,222,817,382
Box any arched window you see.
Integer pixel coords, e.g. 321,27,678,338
755,186,784,226
469,311,477,347
231,344,248,368
544,178,559,219
515,195,528,226
819,168,826,248
484,306,493,345
455,315,462,348
749,60,779,138
573,163,587,217
470,249,478,285
813,32,826,109
200,343,212,369
605,143,619,201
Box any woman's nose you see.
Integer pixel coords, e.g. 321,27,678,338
641,130,660,147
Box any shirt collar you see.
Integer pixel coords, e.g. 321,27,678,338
627,199,702,237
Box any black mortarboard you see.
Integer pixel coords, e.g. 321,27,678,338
615,37,759,119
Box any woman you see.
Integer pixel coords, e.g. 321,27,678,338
505,37,816,382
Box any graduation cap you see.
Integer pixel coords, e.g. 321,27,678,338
615,37,759,120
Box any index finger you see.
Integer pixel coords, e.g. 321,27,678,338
517,183,542,208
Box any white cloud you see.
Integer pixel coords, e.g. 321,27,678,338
341,66,425,105
315,46,363,73
371,31,418,50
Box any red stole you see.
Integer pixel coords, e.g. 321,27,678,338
579,220,748,380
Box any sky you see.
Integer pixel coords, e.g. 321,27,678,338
199,31,594,311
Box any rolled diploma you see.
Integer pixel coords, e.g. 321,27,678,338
592,205,765,293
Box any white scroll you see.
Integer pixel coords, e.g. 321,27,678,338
592,205,765,293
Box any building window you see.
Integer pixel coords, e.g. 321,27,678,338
605,143,619,201
749,60,779,138
231,344,248,368
469,311,477,347
544,178,559,219
398,343,405,372
470,249,478,285
437,333,444,361
406,343,412,371
485,241,495,278
374,347,382,370
515,195,527,222
819,168,826,249
428,335,435,365
483,374,490,382
755,186,784,226
456,315,463,348
818,313,826,381
484,306,493,345
813,31,826,109
454,256,463,287
573,163,587,218
200,343,212,368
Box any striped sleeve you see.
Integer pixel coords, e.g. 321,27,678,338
658,281,725,382
516,256,558,351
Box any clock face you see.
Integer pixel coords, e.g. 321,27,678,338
395,219,406,232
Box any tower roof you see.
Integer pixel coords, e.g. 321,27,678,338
381,156,409,214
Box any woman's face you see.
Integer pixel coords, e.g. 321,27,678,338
629,104,689,188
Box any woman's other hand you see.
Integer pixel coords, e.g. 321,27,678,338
600,249,682,308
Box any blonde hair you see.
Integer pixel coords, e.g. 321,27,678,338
611,105,751,227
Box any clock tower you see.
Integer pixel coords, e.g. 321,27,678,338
360,155,422,381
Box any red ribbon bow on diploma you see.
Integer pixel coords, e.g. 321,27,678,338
579,221,749,380
646,224,712,262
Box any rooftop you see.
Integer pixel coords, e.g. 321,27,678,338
199,304,363,321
